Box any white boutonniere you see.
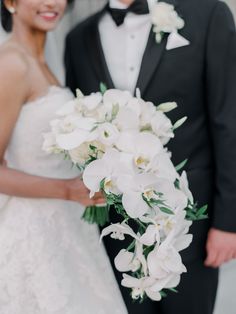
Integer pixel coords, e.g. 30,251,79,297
150,2,190,49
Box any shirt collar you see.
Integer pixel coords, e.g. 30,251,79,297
109,0,157,11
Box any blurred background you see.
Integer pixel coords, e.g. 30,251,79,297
0,0,236,313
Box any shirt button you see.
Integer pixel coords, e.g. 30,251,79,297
130,34,135,39
130,66,135,72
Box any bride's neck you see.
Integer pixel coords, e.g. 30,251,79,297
11,23,46,63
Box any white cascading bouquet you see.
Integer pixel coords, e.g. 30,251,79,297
43,85,207,302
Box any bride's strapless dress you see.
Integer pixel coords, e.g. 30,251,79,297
0,86,127,314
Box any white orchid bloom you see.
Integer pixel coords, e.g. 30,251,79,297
179,171,194,203
68,141,105,166
77,92,102,111
121,275,162,301
115,249,141,272
125,97,144,117
135,176,187,214
114,96,151,132
42,132,62,154
143,207,192,247
56,130,97,151
147,243,186,280
116,132,163,171
116,172,186,219
140,224,161,246
139,101,156,129
100,222,139,241
116,172,160,218
150,273,181,292
143,211,176,239
139,181,188,244
153,178,188,212
103,89,132,108
54,115,82,134
97,122,120,146
147,211,192,281
114,107,140,132
146,149,178,182
168,210,193,252
83,149,133,196
151,111,174,145
115,239,148,275
55,117,97,150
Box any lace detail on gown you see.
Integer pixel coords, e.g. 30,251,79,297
0,87,127,314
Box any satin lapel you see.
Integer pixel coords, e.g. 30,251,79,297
135,30,167,96
135,0,178,95
84,8,115,89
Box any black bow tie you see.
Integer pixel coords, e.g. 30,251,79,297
107,0,149,26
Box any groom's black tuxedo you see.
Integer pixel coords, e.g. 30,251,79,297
65,0,236,313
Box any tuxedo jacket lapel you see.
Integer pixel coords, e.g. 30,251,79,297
136,30,167,96
136,0,178,96
84,7,115,90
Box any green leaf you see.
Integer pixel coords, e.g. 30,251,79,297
89,144,97,152
111,103,120,120
127,240,136,252
160,290,167,298
143,245,155,258
82,205,109,227
186,211,197,221
160,207,174,215
100,178,105,190
196,214,208,220
100,82,107,94
149,199,164,206
174,178,180,189
196,205,208,217
168,288,178,293
175,159,188,172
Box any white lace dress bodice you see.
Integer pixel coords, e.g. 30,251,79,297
0,86,127,314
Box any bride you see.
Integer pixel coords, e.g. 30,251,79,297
0,0,127,313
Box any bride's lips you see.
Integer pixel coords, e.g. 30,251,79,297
38,11,59,22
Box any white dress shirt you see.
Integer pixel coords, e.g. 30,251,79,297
99,0,156,94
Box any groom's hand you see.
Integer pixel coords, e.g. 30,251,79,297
205,228,236,268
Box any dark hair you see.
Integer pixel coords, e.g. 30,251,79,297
1,1,11,32
1,0,75,32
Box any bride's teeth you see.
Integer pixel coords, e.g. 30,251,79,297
40,12,57,18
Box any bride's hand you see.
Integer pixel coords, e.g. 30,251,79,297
65,177,105,207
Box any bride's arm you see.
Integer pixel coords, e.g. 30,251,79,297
0,49,103,206
0,165,102,206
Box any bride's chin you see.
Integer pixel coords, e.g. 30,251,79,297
34,23,60,32
33,18,62,32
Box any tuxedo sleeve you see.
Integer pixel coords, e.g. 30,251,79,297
206,1,236,232
64,34,77,94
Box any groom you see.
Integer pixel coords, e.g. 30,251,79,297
65,0,236,313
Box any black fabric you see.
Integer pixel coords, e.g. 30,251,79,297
65,0,236,312
107,0,149,26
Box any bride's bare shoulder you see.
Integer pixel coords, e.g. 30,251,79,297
0,41,30,78
0,41,31,103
